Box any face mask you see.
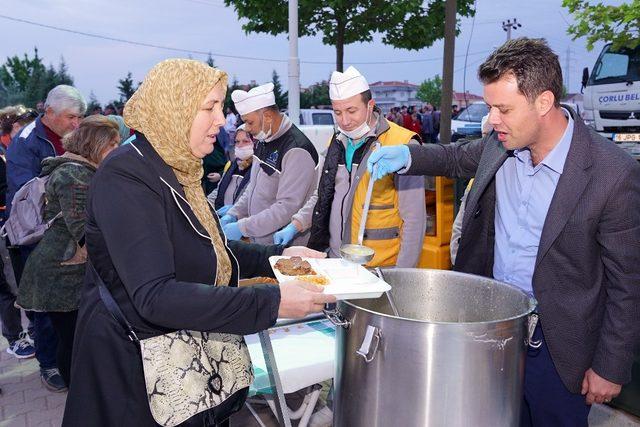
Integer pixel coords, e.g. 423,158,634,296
253,111,272,141
338,105,373,139
235,146,254,160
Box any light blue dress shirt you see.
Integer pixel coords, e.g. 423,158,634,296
493,110,574,294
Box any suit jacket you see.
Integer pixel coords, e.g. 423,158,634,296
405,108,640,393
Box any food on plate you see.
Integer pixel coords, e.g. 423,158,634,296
297,274,330,286
274,256,317,276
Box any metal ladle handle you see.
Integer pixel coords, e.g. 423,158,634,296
358,159,379,246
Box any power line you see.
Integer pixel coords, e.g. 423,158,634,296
0,13,493,66
179,0,227,8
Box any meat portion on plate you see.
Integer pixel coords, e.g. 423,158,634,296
274,256,317,276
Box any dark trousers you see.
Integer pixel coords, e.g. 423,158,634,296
521,325,591,427
7,243,58,370
0,254,22,344
48,311,78,386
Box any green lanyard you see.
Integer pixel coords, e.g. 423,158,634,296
345,137,367,173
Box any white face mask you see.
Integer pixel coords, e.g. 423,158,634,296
253,111,272,141
235,146,254,160
337,105,373,140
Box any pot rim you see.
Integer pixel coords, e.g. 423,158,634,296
340,269,538,325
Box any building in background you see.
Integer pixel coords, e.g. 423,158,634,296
370,81,420,113
452,91,484,109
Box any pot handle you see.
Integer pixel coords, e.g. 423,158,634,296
526,313,542,349
323,304,350,329
356,325,382,363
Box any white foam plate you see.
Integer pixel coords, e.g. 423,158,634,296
269,256,391,300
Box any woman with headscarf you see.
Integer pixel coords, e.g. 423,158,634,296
62,59,334,427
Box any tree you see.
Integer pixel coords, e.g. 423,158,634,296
224,0,475,71
0,48,75,108
206,53,215,68
563,0,640,51
272,70,287,108
300,81,330,109
225,75,241,112
417,75,442,107
117,72,136,103
87,91,101,114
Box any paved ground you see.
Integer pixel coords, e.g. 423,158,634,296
2,338,639,427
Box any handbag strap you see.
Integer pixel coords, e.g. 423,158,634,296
88,260,140,343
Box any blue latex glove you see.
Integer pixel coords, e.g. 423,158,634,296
273,223,297,245
216,205,233,217
366,145,410,181
222,222,244,241
219,214,237,227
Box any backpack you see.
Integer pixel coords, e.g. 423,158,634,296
1,162,84,246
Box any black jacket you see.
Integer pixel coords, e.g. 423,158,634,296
405,109,640,393
63,135,282,426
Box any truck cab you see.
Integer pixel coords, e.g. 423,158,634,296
582,43,640,159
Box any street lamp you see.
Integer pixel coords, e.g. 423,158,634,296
502,18,522,41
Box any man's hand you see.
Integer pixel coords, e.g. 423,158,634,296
581,368,622,405
222,222,244,241
282,246,327,259
274,223,298,245
277,281,336,318
216,205,233,217
366,145,410,180
219,214,237,227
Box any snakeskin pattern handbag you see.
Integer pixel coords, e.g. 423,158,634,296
91,263,254,426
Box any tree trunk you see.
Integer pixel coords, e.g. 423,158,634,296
336,21,345,72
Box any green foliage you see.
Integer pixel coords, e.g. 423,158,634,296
117,72,136,103
417,75,442,107
225,75,241,112
206,53,215,68
563,0,640,51
272,70,288,109
300,81,330,108
87,91,101,113
224,0,475,70
0,48,74,108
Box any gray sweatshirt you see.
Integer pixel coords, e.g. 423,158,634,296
229,115,319,245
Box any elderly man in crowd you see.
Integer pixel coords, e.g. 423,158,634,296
6,84,86,392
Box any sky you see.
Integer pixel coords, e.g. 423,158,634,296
0,0,625,104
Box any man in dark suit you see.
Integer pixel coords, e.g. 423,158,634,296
368,38,640,426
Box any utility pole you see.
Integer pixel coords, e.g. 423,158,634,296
502,18,522,41
439,0,456,145
288,0,300,125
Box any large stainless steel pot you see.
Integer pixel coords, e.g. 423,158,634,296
327,268,537,427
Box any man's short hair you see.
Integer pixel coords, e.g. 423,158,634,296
44,85,87,115
360,90,372,104
263,104,279,113
478,38,562,107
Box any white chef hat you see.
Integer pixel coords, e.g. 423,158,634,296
231,82,276,116
329,66,370,101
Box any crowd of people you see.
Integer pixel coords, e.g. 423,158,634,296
0,58,430,425
0,36,637,427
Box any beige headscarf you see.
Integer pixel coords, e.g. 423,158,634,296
123,59,232,286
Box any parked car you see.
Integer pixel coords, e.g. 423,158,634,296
451,102,489,142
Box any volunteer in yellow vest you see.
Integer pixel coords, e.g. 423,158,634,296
273,66,426,267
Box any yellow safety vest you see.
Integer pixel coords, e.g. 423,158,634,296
349,122,417,267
